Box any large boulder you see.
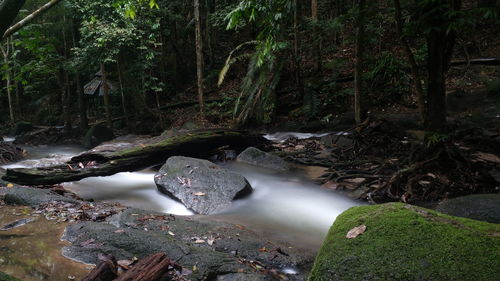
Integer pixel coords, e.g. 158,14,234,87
237,147,289,171
83,124,115,148
155,156,252,214
436,194,500,223
309,203,500,281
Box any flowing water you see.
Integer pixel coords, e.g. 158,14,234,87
1,133,362,279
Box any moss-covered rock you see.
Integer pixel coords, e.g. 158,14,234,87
309,203,500,281
83,124,115,148
0,272,21,281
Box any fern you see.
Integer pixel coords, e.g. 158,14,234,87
218,40,258,86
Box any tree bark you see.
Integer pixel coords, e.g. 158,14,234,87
82,260,117,281
423,0,461,133
194,0,205,115
0,0,25,40
71,19,88,133
294,0,305,98
3,0,63,40
115,253,180,281
100,64,112,129
117,59,131,132
354,0,367,124
1,38,15,122
393,0,425,122
311,0,322,72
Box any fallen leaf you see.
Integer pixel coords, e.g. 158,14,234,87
207,237,215,245
346,224,367,239
344,178,366,184
193,192,206,196
193,239,205,244
117,259,134,270
235,224,246,230
473,152,500,164
418,180,431,185
114,229,125,233
321,181,339,190
258,247,267,252
168,231,175,236
6,183,13,188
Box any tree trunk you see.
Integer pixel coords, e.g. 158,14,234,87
2,0,63,40
294,0,305,98
1,38,15,122
72,19,88,133
194,0,205,115
354,0,367,124
0,0,25,40
100,64,112,129
423,0,460,133
393,0,425,122
61,17,71,132
311,0,322,72
117,60,131,132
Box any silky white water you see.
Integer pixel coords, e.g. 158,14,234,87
3,136,362,249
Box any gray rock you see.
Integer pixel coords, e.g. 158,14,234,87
10,121,33,136
236,147,289,171
436,194,500,223
62,221,243,280
114,208,315,273
216,273,273,281
155,156,252,214
4,186,79,207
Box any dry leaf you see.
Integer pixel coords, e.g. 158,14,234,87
193,192,206,196
344,178,366,184
207,237,215,245
117,259,134,270
168,231,175,236
473,152,500,164
114,229,125,233
193,239,205,244
346,224,367,239
6,183,13,188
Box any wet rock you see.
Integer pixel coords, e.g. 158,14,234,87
236,147,289,171
10,121,33,136
4,186,79,208
62,222,243,280
154,156,252,215
83,124,115,148
216,273,273,281
436,194,500,223
115,208,315,274
309,203,500,281
0,218,35,231
0,142,24,164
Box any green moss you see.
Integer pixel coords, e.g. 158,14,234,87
0,272,21,281
309,203,500,281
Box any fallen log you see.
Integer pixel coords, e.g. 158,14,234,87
82,260,117,281
3,129,266,185
115,253,181,281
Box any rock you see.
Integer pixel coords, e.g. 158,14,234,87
10,121,33,136
436,194,500,223
309,203,500,281
0,272,21,281
4,186,80,208
62,222,243,281
320,135,353,149
216,273,273,281
155,156,252,214
83,124,115,148
0,142,24,164
236,147,289,171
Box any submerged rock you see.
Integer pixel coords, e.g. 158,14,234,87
154,156,252,214
3,186,79,207
237,147,289,171
309,203,500,281
10,121,33,136
436,194,500,223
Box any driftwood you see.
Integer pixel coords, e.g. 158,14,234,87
115,253,181,281
82,260,117,281
3,129,266,185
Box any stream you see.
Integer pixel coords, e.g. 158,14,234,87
1,134,362,279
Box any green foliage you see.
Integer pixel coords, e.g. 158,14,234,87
425,132,450,147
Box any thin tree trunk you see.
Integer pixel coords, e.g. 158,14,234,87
354,0,367,124
194,0,205,115
100,64,112,129
117,60,131,132
61,16,71,132
72,17,88,132
294,0,305,98
3,0,63,40
1,38,14,122
311,0,322,72
393,0,425,122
